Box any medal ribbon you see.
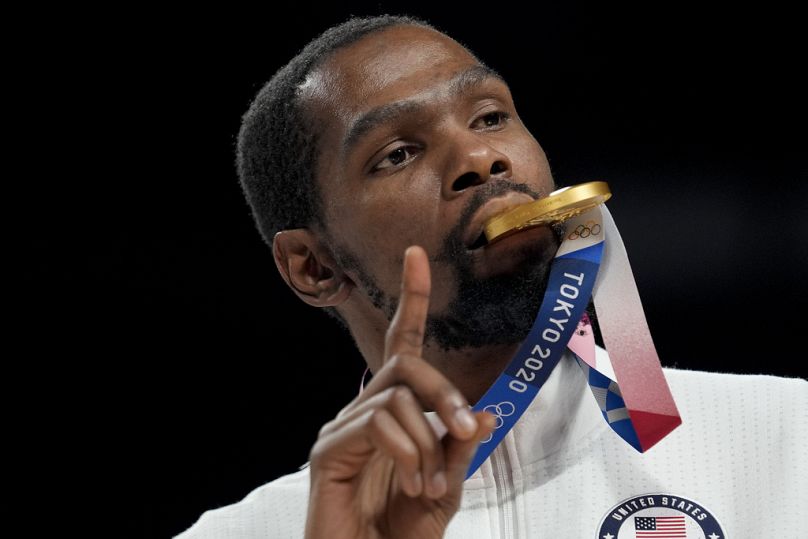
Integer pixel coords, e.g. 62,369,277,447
578,207,681,450
466,206,681,478
466,207,605,477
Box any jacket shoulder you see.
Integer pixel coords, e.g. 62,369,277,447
174,467,310,539
663,367,807,396
662,367,807,444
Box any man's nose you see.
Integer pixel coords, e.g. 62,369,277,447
440,133,512,199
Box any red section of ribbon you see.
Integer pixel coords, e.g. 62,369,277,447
629,409,683,451
593,207,682,450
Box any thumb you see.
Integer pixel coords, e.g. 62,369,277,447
444,411,496,490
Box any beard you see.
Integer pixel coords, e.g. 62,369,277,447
330,180,564,351
426,180,563,350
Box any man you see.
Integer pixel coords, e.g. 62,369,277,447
178,14,806,538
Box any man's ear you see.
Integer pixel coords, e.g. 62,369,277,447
272,229,354,308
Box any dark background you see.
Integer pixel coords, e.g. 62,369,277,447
27,2,805,537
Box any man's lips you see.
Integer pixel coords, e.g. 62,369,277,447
463,192,536,250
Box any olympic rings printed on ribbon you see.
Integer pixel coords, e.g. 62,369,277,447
480,401,516,443
567,220,602,240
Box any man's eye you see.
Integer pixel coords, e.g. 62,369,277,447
474,111,510,129
373,146,418,171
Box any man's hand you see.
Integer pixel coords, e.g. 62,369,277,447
305,246,495,539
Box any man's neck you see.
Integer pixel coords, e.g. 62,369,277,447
420,341,520,403
344,297,522,403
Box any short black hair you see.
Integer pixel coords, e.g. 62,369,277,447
235,15,437,247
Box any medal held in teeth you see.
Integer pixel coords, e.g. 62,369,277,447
483,181,612,243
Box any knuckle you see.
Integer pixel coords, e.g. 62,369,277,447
419,430,439,455
401,328,425,347
308,439,327,466
390,385,414,406
317,419,336,438
387,354,416,378
335,398,357,419
367,408,387,432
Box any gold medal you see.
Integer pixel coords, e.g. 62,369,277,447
483,181,612,243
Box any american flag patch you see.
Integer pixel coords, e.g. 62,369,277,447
634,515,687,538
597,494,724,539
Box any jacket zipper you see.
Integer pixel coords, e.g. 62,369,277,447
491,446,518,538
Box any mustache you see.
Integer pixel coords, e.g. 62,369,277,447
434,180,544,261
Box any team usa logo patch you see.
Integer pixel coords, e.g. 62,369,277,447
596,493,726,538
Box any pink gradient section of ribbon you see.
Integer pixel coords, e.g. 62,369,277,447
593,207,682,451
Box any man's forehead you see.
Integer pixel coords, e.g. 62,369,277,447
296,25,509,189
299,26,482,121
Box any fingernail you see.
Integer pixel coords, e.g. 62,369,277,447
455,407,477,434
447,393,466,409
431,471,447,498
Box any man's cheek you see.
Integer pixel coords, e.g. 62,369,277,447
373,208,440,249
424,263,456,312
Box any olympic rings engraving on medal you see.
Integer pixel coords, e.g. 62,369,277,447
480,401,516,443
567,219,602,240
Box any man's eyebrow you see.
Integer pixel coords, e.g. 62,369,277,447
342,65,507,155
448,64,506,97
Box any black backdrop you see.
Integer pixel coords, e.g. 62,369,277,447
29,2,806,537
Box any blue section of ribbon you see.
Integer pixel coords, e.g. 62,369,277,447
466,241,604,478
558,240,603,264
609,418,641,451
575,353,643,452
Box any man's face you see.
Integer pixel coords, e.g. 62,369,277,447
301,25,560,349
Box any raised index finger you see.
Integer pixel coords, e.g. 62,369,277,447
384,245,431,361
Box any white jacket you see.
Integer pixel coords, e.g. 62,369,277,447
177,354,807,538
